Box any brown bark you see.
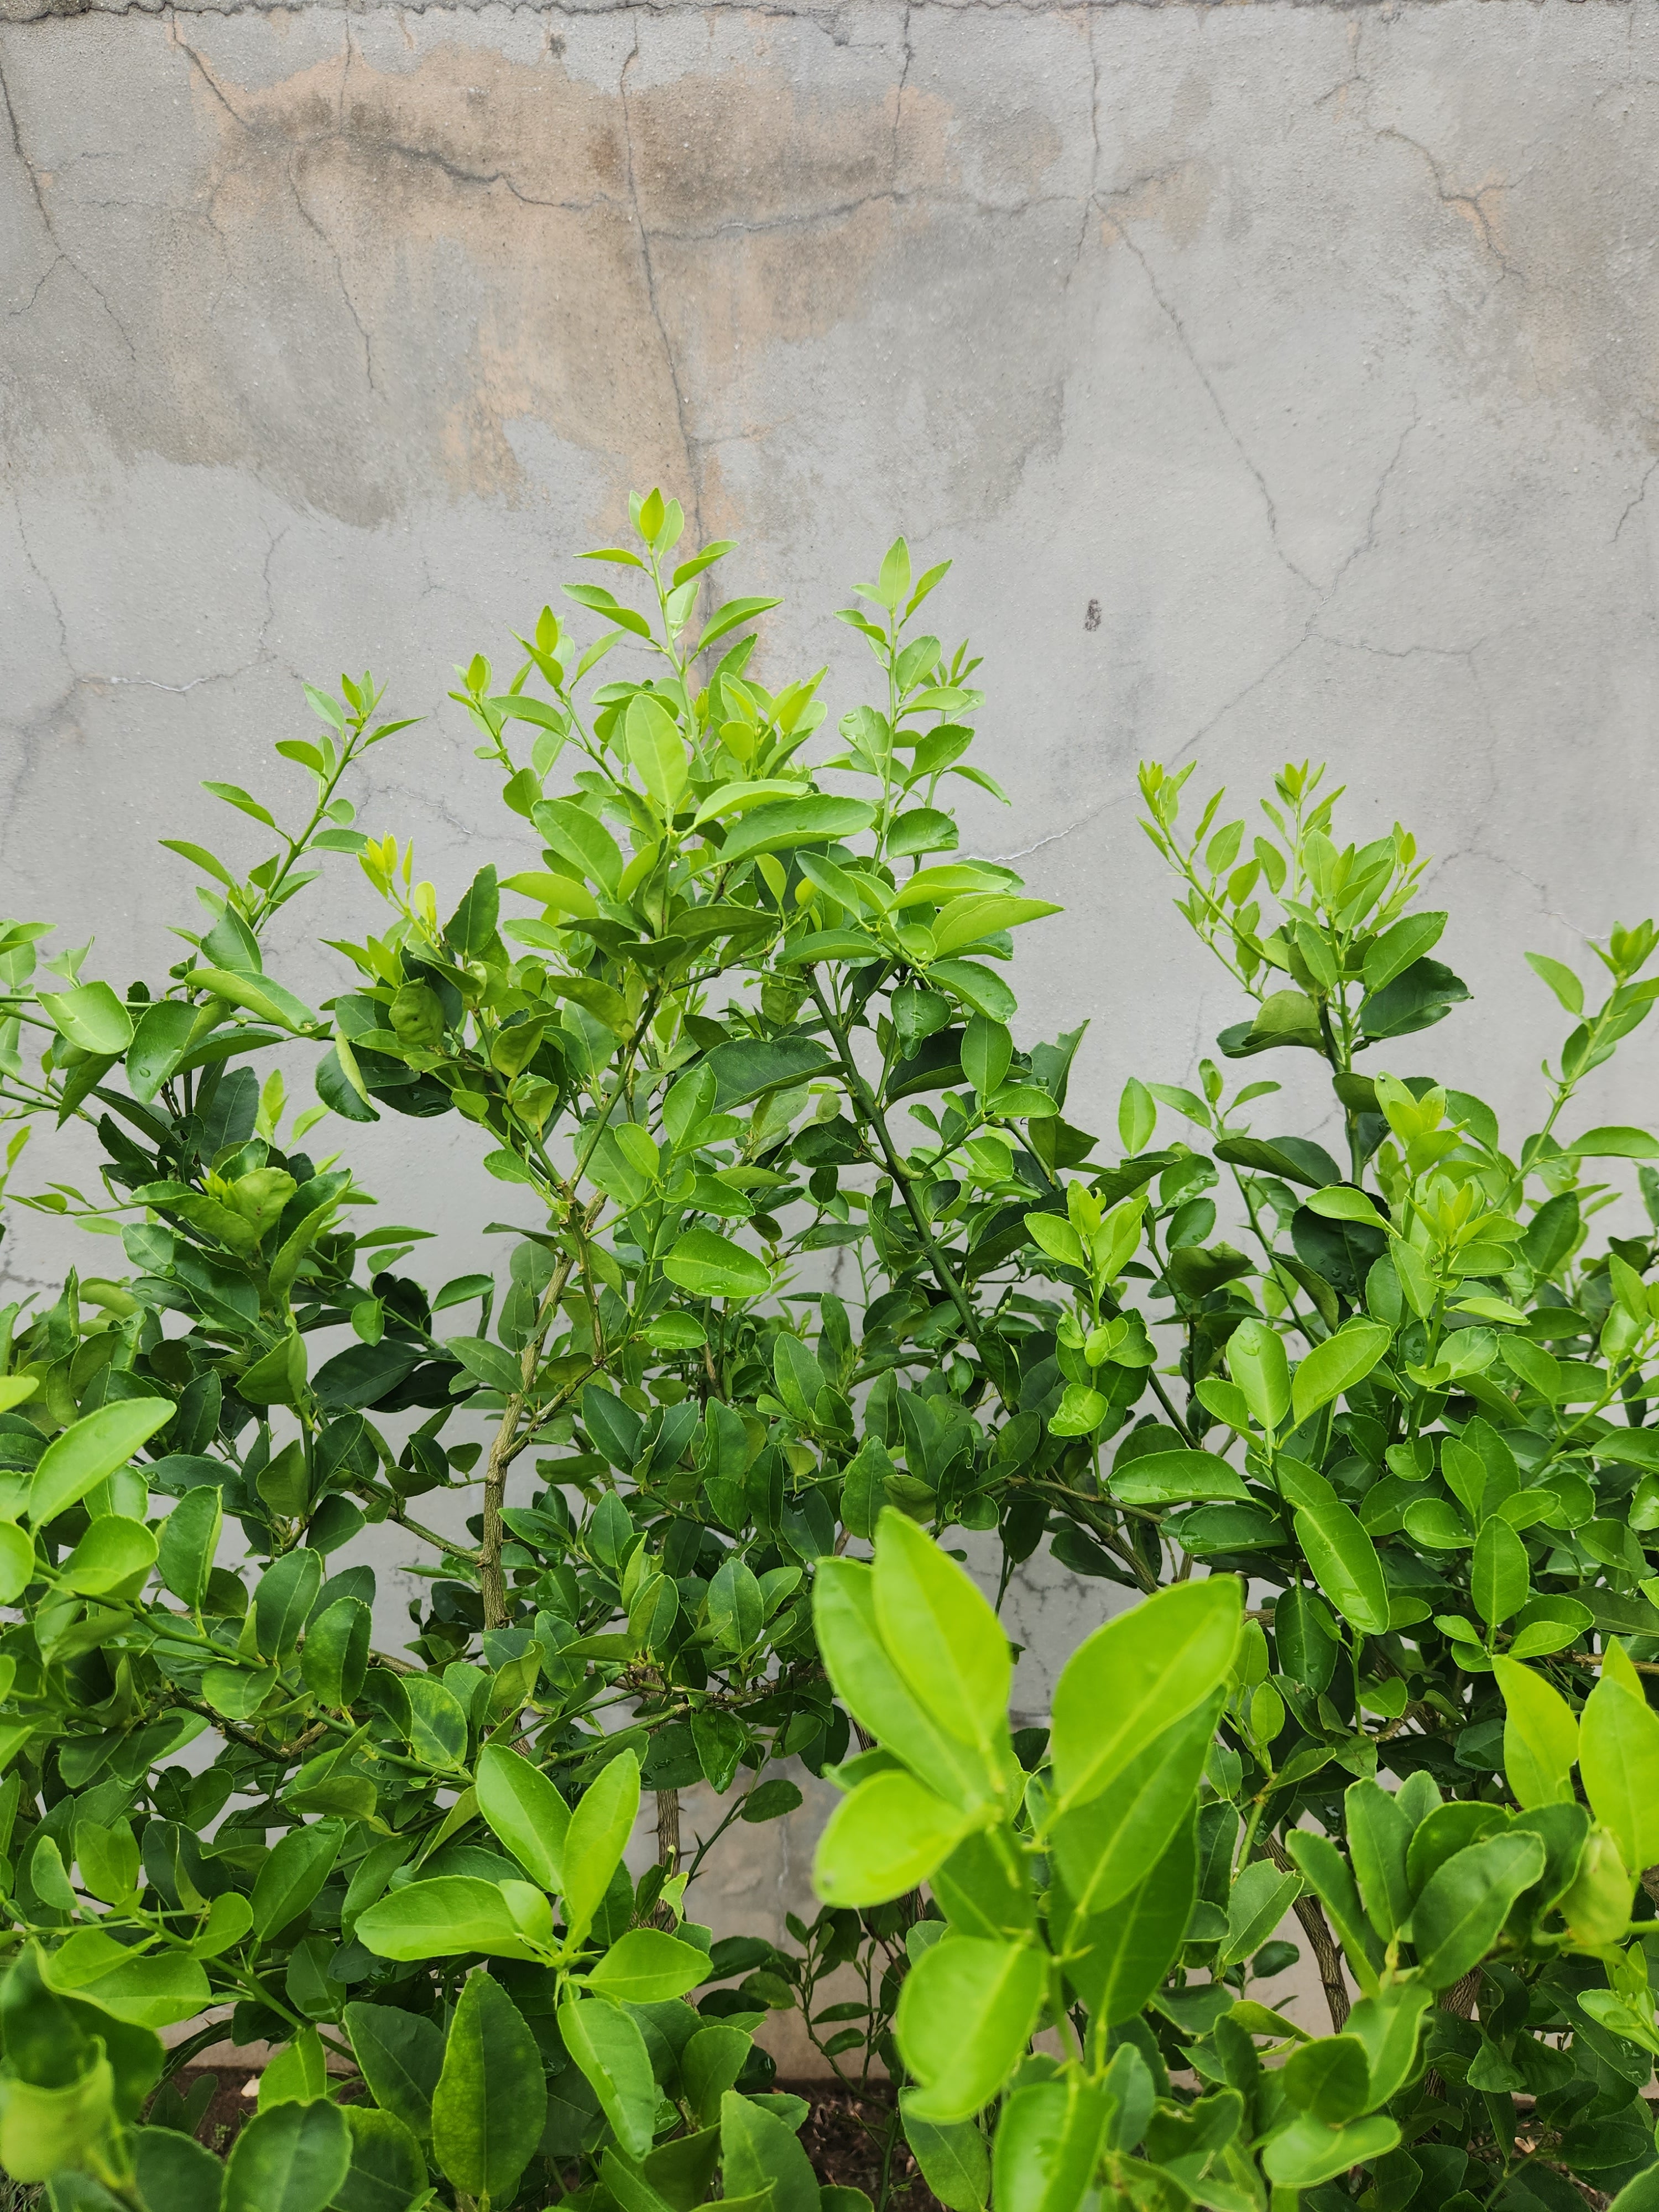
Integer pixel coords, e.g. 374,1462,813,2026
478,1390,523,1632
1261,1832,1351,2031
651,1788,682,1930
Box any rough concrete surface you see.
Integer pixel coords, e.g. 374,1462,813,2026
6,0,1659,2064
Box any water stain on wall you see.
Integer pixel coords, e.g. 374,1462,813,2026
0,21,992,535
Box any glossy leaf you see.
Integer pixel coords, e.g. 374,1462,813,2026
1579,1656,1659,1879
40,982,133,1056
901,2094,990,2212
1049,1578,1241,1812
561,1994,658,2161
299,1595,371,1709
1494,1656,1579,1809
1048,1693,1220,1922
719,2090,820,2212
334,2106,428,2212
816,1770,974,1906
475,1742,570,1894
1411,1832,1546,1987
1227,1318,1290,1431
1472,1517,1530,1629
343,2003,444,2140
223,2099,351,2212
1346,1777,1414,1938
661,1227,770,1300
1061,1817,1197,2027
562,1751,641,1942
989,2078,1110,2212
355,1876,538,1963
895,1935,1047,2124
1290,1319,1392,1428
1294,1498,1390,1636
157,1485,221,1610
587,1927,710,2004
682,2027,751,2128
28,1399,173,1527
133,2125,224,2212
870,1507,1010,1758
251,1822,343,1942
815,1558,996,1809
1264,2112,1400,2189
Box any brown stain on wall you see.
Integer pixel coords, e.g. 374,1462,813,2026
2,26,971,535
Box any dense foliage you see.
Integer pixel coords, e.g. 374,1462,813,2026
815,1512,1659,2211
1,498,1658,2212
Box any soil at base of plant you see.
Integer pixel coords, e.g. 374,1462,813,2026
779,2080,945,2210
163,2067,946,2208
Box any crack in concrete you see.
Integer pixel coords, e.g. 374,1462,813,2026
169,20,376,373
1177,633,1317,762
354,132,627,213
5,485,301,735
0,48,138,355
4,248,64,316
1315,632,1488,664
655,184,1075,247
1372,123,1520,281
1313,12,1365,108
86,672,221,692
1167,406,1432,762
892,0,911,187
1614,456,1659,542
1114,226,1321,598
1322,400,1418,599
1072,6,1102,275
257,520,289,661
987,789,1124,864
618,22,701,544
9,491,71,674
169,14,249,123
289,150,378,392
1432,834,1601,945
168,9,621,215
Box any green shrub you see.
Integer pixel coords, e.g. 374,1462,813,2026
1,497,1658,2211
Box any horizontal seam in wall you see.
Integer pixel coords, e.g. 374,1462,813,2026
0,0,1638,26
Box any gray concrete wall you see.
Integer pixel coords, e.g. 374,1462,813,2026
6,0,1659,2066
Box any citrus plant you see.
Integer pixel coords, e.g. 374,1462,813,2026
1,497,1659,2211
808,1512,1659,2212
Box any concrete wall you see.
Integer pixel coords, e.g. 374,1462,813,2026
6,0,1659,2065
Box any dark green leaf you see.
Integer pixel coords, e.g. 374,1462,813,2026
343,2004,444,2139
223,2099,350,2212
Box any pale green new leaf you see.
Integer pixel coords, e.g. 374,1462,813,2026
1494,1656,1579,1810
28,1398,174,1526
627,692,689,816
1579,1656,1659,1877
354,1876,538,1963
814,1558,1000,1811
562,1751,641,1942
815,1771,974,1907
870,1507,1010,1759
895,1936,1046,2124
1050,1578,1241,1812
